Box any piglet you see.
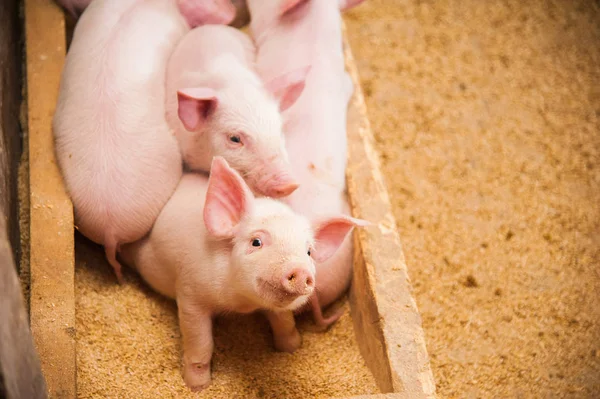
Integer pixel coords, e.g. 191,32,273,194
120,157,363,391
247,0,366,328
165,24,306,198
53,0,234,282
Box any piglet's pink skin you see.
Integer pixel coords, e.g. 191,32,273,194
247,0,366,328
165,25,306,198
120,157,361,392
54,0,92,18
53,0,233,282
53,0,236,25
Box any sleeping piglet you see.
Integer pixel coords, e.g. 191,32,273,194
166,24,306,198
247,0,366,328
53,0,235,282
120,157,365,391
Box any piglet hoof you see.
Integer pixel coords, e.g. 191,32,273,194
183,362,211,392
273,328,302,353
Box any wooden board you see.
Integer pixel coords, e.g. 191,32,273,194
24,0,76,397
0,0,22,263
0,216,47,399
342,22,437,398
23,2,436,398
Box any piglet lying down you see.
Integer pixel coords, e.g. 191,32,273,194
120,157,365,392
53,0,236,283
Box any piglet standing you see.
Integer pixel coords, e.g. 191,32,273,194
247,0,366,328
121,157,364,391
165,24,307,198
53,0,234,282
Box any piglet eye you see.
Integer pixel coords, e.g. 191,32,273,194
229,135,242,144
307,249,311,256
251,238,262,248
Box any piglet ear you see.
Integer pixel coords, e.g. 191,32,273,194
177,88,218,132
312,216,369,263
279,0,310,17
177,0,236,28
265,66,311,112
204,157,254,238
338,0,366,11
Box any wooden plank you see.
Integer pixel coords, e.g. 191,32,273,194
342,23,438,398
0,0,22,264
0,216,47,399
24,0,76,397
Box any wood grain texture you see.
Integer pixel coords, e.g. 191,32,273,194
342,23,437,398
24,0,76,397
0,216,47,399
0,0,22,264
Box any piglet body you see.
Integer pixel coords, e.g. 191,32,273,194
248,0,365,327
165,24,307,198
53,0,234,281
121,157,361,391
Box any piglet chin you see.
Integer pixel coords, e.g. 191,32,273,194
266,294,311,312
284,295,311,311
257,277,313,311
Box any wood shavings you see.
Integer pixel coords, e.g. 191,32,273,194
75,236,378,398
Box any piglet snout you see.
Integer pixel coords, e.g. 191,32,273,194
267,182,299,197
260,173,299,198
281,268,314,296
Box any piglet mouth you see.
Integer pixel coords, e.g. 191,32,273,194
257,278,313,310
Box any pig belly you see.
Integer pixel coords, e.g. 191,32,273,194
54,0,187,246
57,132,182,248
121,237,178,299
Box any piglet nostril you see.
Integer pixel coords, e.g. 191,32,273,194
305,275,314,288
282,268,314,295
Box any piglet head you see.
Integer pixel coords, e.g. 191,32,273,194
203,156,313,310
204,160,369,311
176,67,310,198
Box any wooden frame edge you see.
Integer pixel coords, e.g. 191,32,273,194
342,22,437,398
25,0,76,397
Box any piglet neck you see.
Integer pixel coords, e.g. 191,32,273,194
178,129,213,172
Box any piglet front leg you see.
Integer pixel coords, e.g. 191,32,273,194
265,310,301,353
177,300,214,392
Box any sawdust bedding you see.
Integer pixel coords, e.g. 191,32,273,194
70,6,380,399
75,235,378,398
345,0,600,397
